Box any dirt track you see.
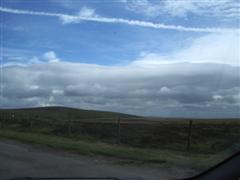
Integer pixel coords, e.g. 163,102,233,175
0,139,197,180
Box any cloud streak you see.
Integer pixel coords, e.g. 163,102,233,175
0,6,239,33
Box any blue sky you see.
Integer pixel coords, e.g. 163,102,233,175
0,0,240,117
1,0,239,65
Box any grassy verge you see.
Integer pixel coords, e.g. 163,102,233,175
0,128,223,170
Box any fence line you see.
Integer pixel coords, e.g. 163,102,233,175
0,115,195,150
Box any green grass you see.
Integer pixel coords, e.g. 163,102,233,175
0,128,226,170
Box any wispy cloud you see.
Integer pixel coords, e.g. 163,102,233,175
122,0,240,20
0,6,239,33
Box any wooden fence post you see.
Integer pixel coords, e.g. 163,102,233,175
187,120,193,151
68,120,72,137
117,117,121,144
0,113,4,128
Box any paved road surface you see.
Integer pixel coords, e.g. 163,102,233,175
0,139,197,180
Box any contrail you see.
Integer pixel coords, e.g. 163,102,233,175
0,6,238,33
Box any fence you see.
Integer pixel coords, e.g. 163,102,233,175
0,114,196,151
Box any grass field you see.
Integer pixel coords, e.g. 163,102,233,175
0,107,240,170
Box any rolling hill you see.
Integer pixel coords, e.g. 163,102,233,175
0,106,138,122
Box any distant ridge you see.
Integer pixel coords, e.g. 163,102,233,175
0,106,138,121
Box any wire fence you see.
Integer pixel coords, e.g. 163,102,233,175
1,113,240,153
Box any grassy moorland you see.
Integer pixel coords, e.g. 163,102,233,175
0,107,240,170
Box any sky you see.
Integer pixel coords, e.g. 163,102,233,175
0,0,240,118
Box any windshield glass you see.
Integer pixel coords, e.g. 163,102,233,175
0,1,239,180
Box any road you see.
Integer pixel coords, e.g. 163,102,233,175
0,139,197,180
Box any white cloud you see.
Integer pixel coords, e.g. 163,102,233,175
60,6,98,24
0,6,239,33
78,6,97,18
132,33,240,67
123,0,162,18
2,51,61,67
122,0,240,20
162,0,199,17
42,51,60,63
